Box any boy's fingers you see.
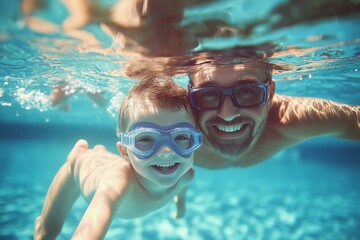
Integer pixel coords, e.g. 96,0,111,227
74,139,88,150
67,139,88,163
94,144,107,151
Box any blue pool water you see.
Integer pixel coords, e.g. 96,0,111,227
1,0,360,239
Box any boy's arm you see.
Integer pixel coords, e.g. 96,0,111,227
272,95,360,141
173,186,188,219
35,140,130,239
34,140,87,239
72,181,125,240
71,145,131,239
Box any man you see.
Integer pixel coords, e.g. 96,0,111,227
187,61,360,168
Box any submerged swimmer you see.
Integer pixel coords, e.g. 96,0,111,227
34,77,202,239
60,0,238,56
50,85,106,111
187,60,360,168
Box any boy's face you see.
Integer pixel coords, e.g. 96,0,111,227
118,107,195,188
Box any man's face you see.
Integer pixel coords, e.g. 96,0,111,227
189,63,274,158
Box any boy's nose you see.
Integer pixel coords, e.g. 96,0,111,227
157,146,176,158
217,95,240,121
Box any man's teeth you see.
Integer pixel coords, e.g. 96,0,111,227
156,163,175,167
216,124,243,133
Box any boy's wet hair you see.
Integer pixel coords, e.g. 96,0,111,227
118,76,189,132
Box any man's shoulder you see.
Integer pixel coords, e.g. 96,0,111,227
266,94,303,139
268,94,291,125
272,94,294,107
270,94,308,121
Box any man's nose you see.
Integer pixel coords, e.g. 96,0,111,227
217,95,240,121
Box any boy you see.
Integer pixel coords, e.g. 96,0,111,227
34,77,202,239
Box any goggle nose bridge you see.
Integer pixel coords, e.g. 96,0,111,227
222,87,234,95
218,87,237,107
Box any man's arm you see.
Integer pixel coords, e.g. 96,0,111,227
272,95,360,141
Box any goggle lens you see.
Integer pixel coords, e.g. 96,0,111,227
135,132,160,151
170,131,192,150
119,122,202,159
134,131,193,151
234,85,265,107
189,82,269,110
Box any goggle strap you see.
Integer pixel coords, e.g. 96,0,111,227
119,133,130,146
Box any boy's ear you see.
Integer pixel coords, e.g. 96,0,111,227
116,142,128,157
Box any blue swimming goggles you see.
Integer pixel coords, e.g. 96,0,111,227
118,122,203,159
188,79,270,110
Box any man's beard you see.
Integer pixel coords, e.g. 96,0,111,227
202,116,266,158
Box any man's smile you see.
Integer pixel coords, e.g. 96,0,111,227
206,116,252,140
211,123,250,139
213,123,246,133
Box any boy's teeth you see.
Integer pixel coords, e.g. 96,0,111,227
216,124,243,133
156,163,175,167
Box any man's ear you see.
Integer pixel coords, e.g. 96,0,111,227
116,142,128,157
269,80,276,101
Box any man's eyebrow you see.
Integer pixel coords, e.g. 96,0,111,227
196,80,217,87
238,73,267,81
196,78,266,87
237,78,258,82
236,79,268,84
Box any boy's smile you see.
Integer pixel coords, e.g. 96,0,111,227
152,162,180,174
121,108,196,188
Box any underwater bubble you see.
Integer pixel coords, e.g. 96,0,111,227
106,91,126,117
15,88,51,111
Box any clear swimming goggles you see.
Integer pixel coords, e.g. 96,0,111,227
118,122,203,159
